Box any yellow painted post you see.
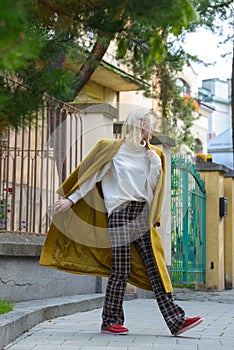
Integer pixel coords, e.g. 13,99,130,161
197,163,229,291
224,174,234,289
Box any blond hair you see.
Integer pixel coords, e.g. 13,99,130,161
122,109,155,147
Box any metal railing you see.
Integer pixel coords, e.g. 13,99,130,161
171,156,206,286
0,80,83,235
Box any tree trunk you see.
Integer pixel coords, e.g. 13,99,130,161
72,34,114,99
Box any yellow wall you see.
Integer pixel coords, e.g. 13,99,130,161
75,80,118,106
199,170,225,290
224,176,234,289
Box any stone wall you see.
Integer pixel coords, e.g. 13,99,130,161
0,233,98,302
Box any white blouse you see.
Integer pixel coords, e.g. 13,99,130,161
68,142,161,215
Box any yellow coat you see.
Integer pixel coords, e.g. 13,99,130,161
39,138,173,293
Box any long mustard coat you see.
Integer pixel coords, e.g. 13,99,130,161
39,138,173,293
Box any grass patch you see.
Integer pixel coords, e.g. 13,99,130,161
0,299,13,315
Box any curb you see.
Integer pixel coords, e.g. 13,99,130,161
0,294,105,350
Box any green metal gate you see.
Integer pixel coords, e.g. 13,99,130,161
171,156,206,286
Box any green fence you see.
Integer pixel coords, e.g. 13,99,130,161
171,156,206,287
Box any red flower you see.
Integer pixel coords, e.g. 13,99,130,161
182,94,200,112
4,187,13,194
196,153,207,162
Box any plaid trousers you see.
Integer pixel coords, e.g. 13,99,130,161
101,201,185,335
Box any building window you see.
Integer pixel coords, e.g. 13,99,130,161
176,78,191,96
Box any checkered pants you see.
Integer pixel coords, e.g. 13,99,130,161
101,201,185,335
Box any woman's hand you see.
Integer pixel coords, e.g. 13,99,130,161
53,198,73,215
146,150,161,165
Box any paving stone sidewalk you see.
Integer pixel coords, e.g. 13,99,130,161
173,287,234,304
3,289,234,350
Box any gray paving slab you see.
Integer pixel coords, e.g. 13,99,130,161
0,294,105,350
3,297,234,350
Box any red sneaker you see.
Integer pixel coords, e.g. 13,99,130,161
175,316,204,336
101,324,129,335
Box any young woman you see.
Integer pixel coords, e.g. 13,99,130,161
41,108,203,336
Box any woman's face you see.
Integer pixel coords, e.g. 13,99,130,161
141,115,152,140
